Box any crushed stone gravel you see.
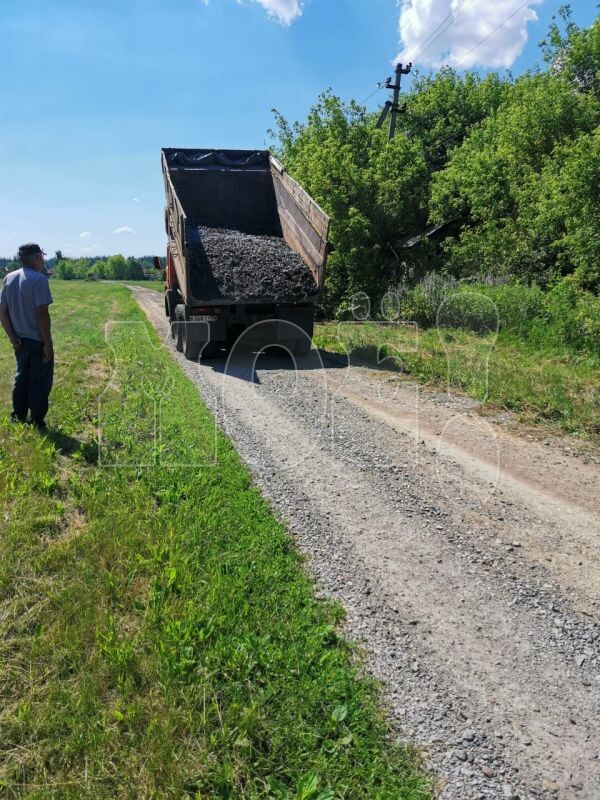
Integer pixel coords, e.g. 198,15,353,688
186,224,319,302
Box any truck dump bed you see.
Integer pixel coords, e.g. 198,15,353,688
162,149,330,306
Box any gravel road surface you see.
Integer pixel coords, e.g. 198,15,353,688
132,287,600,800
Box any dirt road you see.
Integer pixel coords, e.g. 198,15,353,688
132,286,600,800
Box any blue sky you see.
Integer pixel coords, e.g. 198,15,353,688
0,0,596,258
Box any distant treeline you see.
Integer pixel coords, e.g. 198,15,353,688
270,9,600,320
0,254,164,281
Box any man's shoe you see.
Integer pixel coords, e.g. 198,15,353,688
29,420,48,432
10,413,27,424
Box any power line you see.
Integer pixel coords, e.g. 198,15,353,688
410,0,472,64
360,0,471,109
361,0,472,110
402,1,533,161
360,79,389,106
455,0,533,66
363,0,532,151
410,0,532,69
400,0,534,152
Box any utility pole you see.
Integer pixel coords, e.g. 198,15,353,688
389,62,411,140
375,62,412,143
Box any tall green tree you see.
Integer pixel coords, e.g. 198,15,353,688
275,12,600,307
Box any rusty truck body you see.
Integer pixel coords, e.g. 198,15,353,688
161,148,330,360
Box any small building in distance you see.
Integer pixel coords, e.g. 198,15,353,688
142,267,160,281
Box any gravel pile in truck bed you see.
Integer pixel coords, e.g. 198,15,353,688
186,224,319,302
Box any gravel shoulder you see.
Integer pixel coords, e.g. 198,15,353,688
132,286,600,800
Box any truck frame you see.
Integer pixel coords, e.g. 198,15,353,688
161,148,330,360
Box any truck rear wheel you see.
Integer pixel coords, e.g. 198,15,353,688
173,306,184,352
182,322,202,361
165,289,179,321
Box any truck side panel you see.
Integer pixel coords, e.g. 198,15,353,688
270,156,330,291
162,152,189,300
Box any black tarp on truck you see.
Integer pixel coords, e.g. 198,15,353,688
161,148,330,359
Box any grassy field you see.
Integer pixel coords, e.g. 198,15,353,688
0,282,429,799
314,322,600,442
100,279,163,290
47,280,599,440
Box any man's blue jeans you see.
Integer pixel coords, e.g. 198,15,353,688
13,338,54,425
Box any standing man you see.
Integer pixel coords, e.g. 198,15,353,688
0,244,54,429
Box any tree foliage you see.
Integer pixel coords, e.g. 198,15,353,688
53,255,158,281
270,11,600,315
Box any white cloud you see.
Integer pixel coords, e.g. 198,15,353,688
245,0,303,26
202,0,302,25
132,197,140,203
112,226,136,235
79,231,91,239
397,0,541,69
81,244,98,253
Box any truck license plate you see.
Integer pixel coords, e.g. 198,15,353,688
189,315,218,322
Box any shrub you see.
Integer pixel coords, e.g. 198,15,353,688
478,283,545,340
437,290,499,335
397,275,599,356
535,278,600,354
399,284,435,327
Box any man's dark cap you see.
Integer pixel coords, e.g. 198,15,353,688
18,243,46,260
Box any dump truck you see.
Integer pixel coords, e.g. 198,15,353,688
160,148,330,360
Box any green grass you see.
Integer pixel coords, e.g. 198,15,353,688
102,280,164,290
49,279,164,291
314,321,600,442
0,283,429,799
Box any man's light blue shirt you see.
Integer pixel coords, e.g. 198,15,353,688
0,267,53,342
